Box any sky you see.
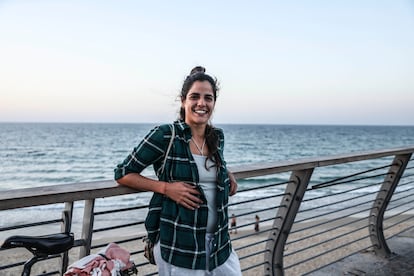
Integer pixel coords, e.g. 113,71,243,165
0,0,413,125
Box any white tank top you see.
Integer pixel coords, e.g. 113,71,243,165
192,154,218,233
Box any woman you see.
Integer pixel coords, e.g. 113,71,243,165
114,66,241,275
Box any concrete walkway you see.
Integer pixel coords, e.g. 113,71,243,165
310,228,414,276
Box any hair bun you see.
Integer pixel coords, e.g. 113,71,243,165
190,66,206,75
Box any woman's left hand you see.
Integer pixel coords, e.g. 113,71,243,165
228,171,238,196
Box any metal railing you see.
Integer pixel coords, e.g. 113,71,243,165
0,146,413,275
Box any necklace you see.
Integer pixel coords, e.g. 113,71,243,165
191,137,206,156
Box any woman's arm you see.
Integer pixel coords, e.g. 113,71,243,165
228,171,238,196
116,173,166,194
216,128,237,196
116,173,203,210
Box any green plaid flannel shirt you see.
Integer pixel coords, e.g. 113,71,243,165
114,120,232,270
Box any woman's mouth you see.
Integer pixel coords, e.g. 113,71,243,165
194,109,208,115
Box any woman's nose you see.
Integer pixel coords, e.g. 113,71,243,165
197,98,205,106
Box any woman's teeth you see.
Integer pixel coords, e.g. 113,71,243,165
194,110,207,114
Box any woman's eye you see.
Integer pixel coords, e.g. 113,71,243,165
188,93,214,101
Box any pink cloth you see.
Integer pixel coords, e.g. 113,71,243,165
64,243,133,276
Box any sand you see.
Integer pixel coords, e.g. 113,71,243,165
1,225,268,276
1,217,413,276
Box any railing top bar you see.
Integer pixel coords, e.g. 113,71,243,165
0,180,137,211
231,145,414,179
1,145,413,211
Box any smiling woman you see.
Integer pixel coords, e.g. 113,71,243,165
179,66,222,169
114,66,241,275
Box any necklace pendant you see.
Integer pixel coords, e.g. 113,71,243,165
191,137,206,156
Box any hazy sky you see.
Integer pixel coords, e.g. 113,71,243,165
1,0,413,125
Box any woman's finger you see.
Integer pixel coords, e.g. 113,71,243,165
230,180,237,196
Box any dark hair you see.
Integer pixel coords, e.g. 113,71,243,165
179,66,219,106
180,66,221,169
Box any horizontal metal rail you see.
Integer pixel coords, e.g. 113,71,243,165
1,146,414,276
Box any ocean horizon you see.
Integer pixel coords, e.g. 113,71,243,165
2,122,414,191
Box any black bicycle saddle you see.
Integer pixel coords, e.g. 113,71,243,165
1,232,74,255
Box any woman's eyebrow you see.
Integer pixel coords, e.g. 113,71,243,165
188,91,214,98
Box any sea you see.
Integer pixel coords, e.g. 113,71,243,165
2,122,414,190
1,123,414,237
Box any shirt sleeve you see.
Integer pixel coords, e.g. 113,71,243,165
114,125,167,180
217,128,225,151
215,127,227,166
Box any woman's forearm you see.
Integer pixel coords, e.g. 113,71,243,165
116,173,167,195
117,173,203,209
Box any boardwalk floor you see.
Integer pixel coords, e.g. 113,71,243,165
310,228,414,276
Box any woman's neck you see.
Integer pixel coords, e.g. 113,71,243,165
188,123,206,140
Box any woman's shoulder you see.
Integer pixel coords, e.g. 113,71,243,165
211,126,224,137
143,124,174,142
150,124,176,142
156,123,174,132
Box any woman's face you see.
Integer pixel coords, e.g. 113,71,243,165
182,80,215,127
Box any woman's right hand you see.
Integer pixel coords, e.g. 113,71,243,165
116,174,203,210
164,182,203,210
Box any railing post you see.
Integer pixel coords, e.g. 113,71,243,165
264,168,314,276
79,199,95,258
60,202,74,274
369,153,412,257
61,202,74,233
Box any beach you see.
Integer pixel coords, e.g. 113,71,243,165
1,227,268,276
2,217,414,276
